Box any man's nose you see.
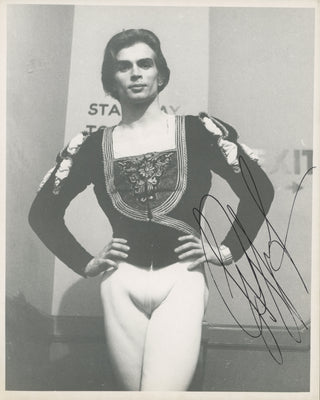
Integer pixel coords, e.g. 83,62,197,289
131,64,142,80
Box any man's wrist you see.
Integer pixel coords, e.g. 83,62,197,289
219,245,233,265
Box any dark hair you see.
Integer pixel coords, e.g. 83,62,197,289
101,29,170,100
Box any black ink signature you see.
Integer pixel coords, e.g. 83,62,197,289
193,156,314,364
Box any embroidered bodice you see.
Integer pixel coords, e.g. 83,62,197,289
114,150,176,206
100,116,195,238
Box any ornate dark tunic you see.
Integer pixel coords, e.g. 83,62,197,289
29,115,274,277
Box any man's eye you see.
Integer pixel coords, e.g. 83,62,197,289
117,63,130,72
139,60,153,69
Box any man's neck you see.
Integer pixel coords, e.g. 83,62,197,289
120,96,164,128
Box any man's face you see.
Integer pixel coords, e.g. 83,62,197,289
113,42,161,104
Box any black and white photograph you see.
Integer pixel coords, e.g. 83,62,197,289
3,0,319,398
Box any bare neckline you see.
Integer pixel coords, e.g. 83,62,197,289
111,114,177,160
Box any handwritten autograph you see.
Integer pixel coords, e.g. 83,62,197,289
193,156,314,364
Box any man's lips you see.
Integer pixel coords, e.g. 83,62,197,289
128,84,147,89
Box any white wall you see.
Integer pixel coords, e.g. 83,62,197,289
6,5,74,313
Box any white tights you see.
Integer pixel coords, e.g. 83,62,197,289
100,261,209,391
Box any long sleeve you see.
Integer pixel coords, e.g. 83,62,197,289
28,132,96,277
200,115,275,262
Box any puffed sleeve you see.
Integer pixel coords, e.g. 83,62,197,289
28,131,96,277
199,113,275,262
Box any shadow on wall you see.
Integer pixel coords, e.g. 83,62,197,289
6,294,52,390
57,274,104,316
51,276,116,390
6,292,119,390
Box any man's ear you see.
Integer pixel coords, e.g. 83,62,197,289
158,76,164,87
